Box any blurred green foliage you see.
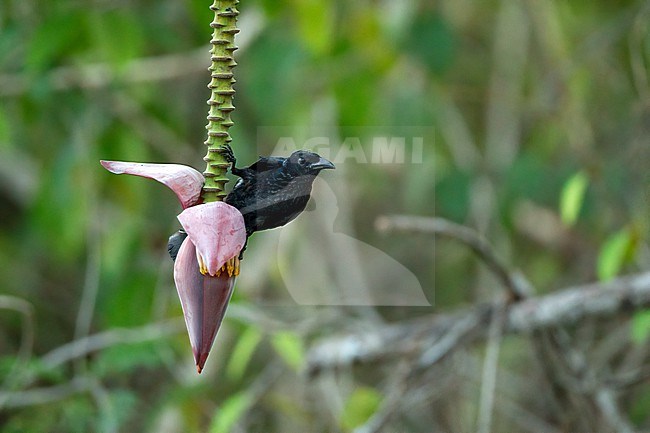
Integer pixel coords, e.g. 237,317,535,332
0,0,649,432
340,387,382,431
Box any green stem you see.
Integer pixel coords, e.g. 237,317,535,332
202,0,239,203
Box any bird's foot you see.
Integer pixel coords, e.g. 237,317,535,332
221,143,236,165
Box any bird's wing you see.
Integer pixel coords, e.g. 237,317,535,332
247,156,286,172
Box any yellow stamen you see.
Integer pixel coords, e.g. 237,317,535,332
198,254,208,276
212,256,241,278
227,259,234,276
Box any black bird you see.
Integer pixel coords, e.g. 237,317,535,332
224,145,335,236
168,145,335,260
168,230,186,261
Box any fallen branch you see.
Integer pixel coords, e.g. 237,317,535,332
306,272,650,374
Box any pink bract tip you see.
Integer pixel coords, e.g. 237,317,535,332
100,160,204,209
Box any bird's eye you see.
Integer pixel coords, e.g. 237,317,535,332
298,157,306,165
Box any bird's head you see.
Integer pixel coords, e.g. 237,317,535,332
285,150,335,175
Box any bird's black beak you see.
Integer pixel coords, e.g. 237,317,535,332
310,157,335,170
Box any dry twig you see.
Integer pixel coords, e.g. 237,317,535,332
376,215,533,300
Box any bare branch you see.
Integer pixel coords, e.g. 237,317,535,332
0,295,34,362
41,319,184,369
307,272,650,373
353,360,413,433
0,49,208,97
608,365,650,389
595,388,635,433
507,272,650,332
536,326,635,432
0,10,263,97
0,295,35,408
0,377,91,409
376,215,533,300
73,163,103,376
416,311,482,369
476,305,506,433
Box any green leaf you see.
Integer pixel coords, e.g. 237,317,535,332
25,11,85,73
560,171,589,226
631,309,650,344
340,387,382,431
597,229,632,282
0,356,65,383
31,143,90,262
96,389,138,433
93,342,165,376
630,379,650,424
293,0,334,55
0,106,11,146
271,331,304,371
101,273,156,327
87,10,144,67
62,395,95,432
226,326,263,381
209,392,253,433
406,12,455,75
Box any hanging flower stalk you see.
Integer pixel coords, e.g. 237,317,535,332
202,0,239,203
100,0,242,373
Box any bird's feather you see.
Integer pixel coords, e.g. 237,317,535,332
247,156,286,173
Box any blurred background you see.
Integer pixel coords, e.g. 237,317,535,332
1,0,650,432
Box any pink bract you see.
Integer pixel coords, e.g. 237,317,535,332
101,159,245,372
174,237,235,373
177,201,246,276
100,160,205,209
